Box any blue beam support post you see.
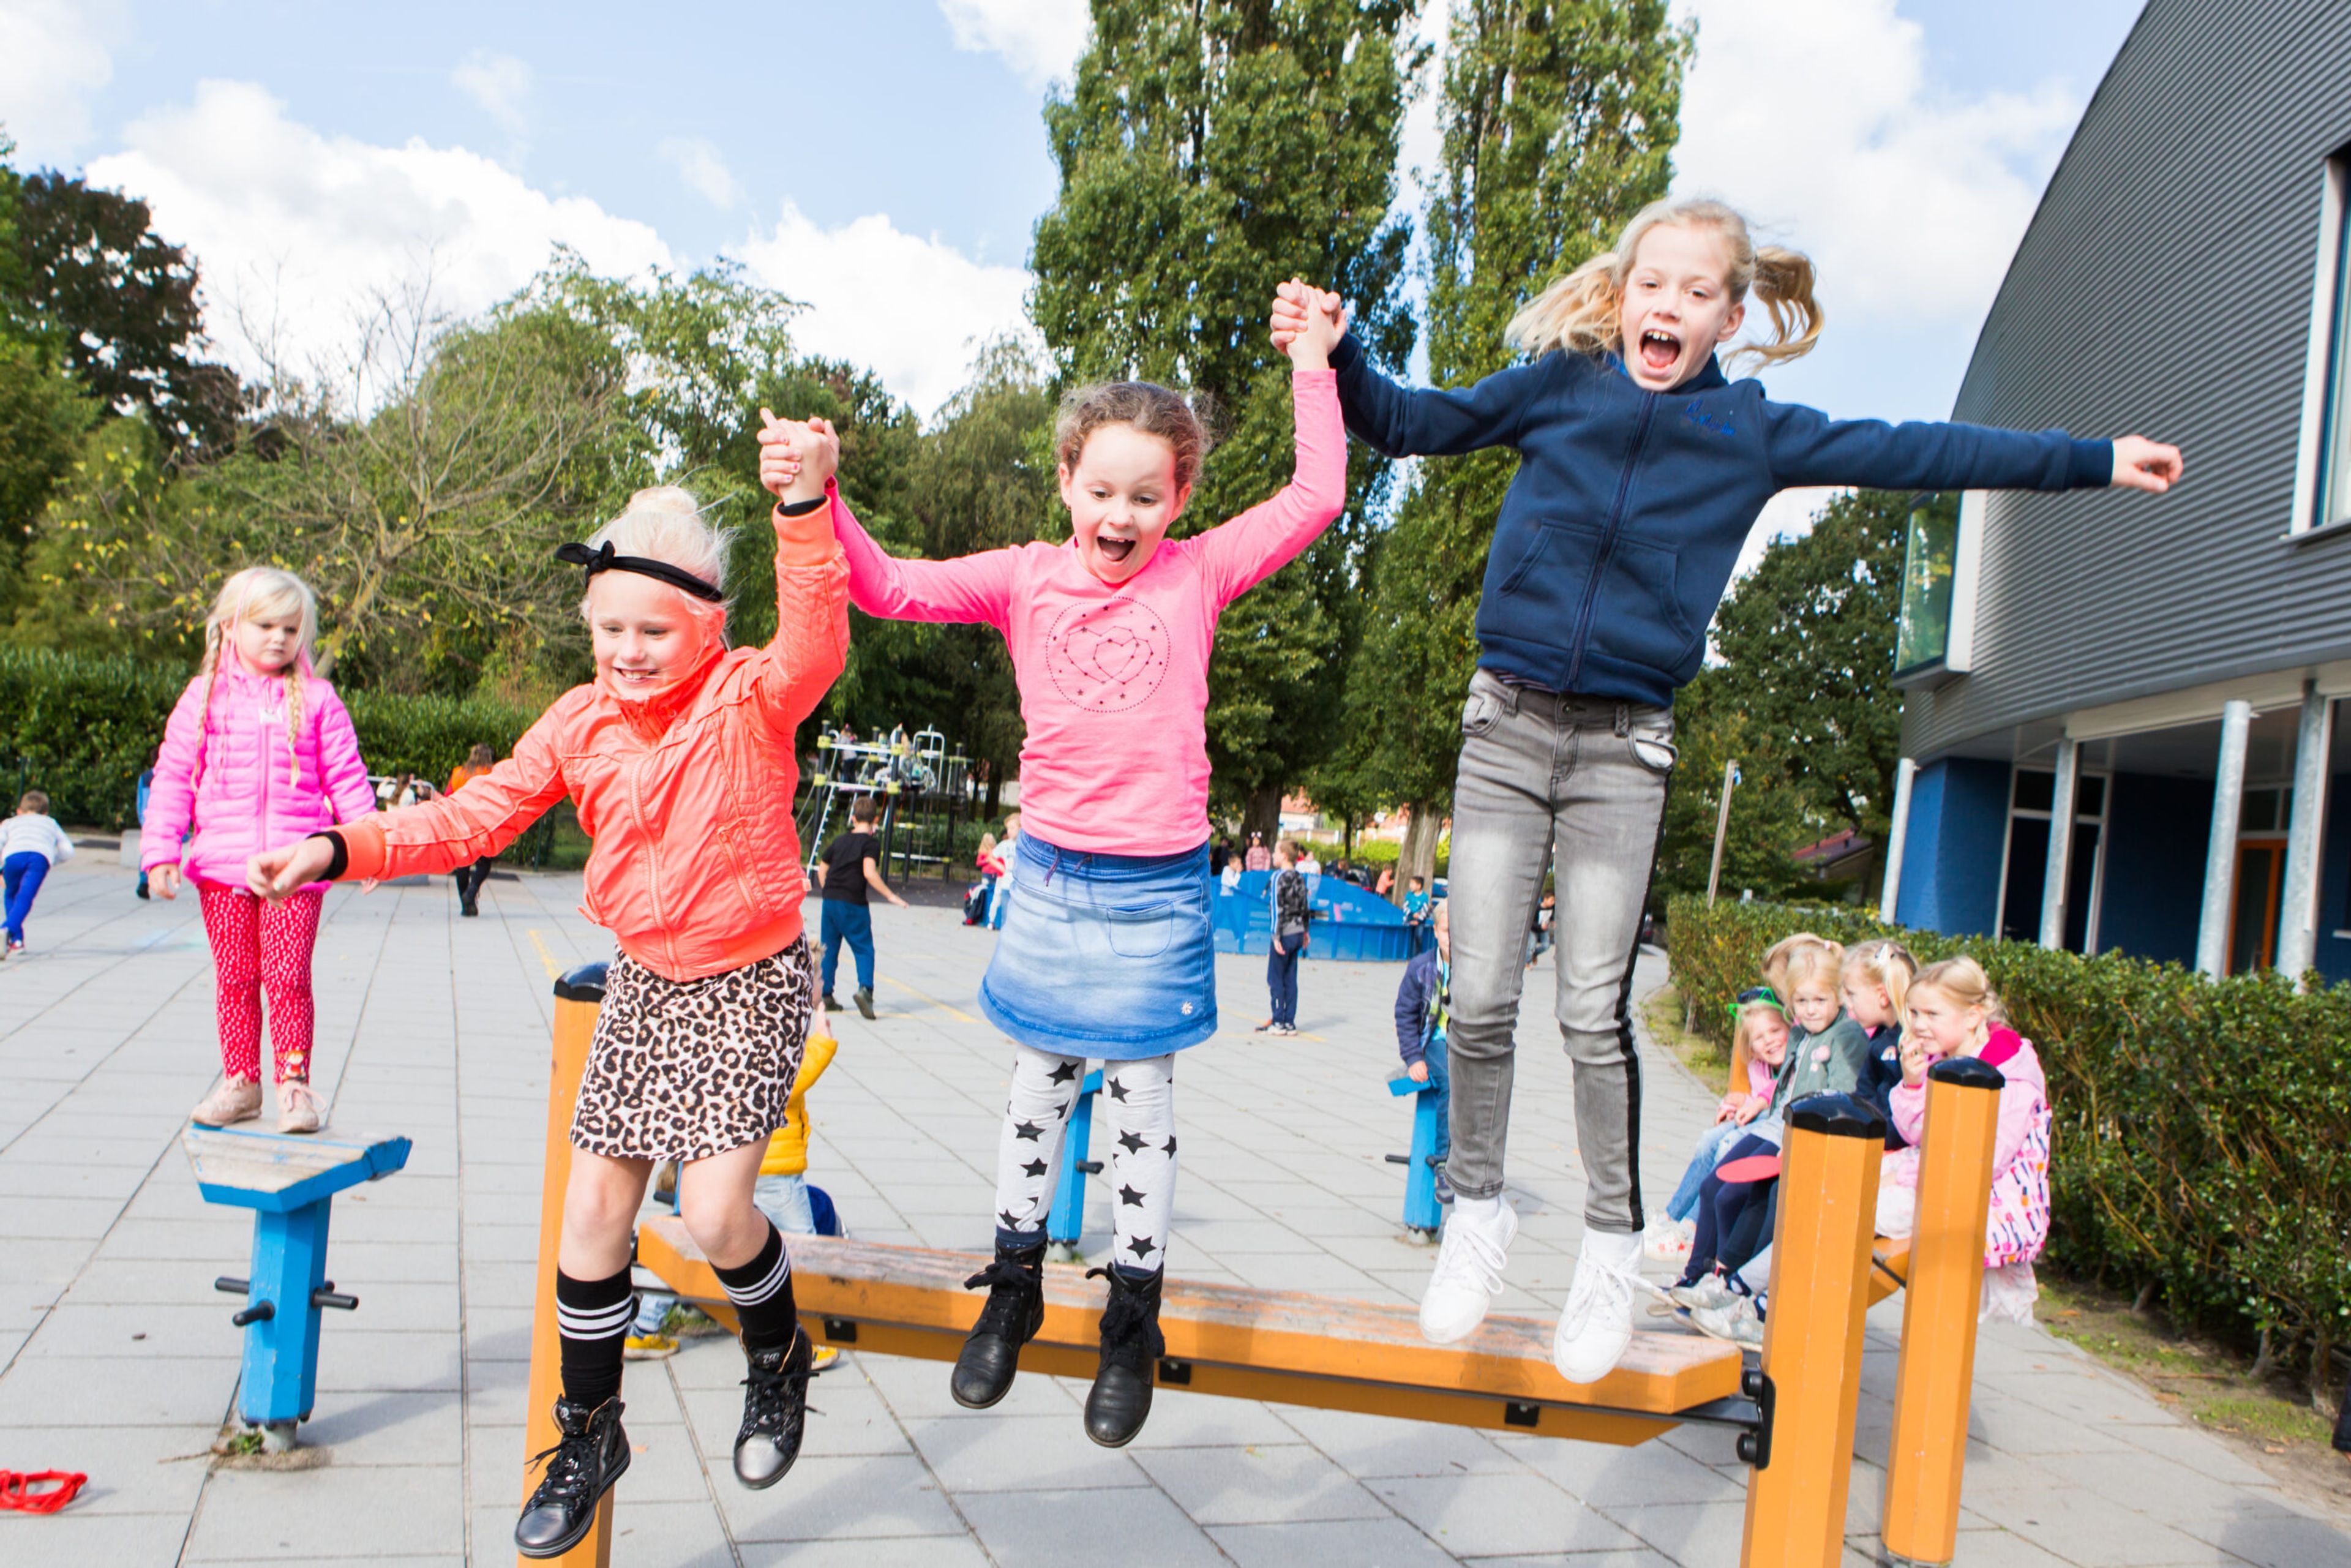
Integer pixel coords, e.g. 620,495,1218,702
1046,1068,1103,1258
1387,1076,1443,1236
238,1199,333,1426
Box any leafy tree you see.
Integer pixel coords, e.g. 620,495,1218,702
11,173,246,457
1651,667,1829,905
1340,0,1688,897
1704,489,1922,872
0,337,94,612
1030,0,1422,836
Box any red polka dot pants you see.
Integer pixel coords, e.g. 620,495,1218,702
198,886,324,1084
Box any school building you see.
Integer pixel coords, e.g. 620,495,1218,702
1881,0,2351,983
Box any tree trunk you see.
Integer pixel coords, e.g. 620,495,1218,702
983,770,1003,827
1397,800,1441,906
1243,784,1284,846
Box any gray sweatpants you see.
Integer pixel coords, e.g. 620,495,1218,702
1442,670,1674,1233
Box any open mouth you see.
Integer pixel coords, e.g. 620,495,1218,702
612,666,662,686
1095,536,1136,565
1637,328,1682,377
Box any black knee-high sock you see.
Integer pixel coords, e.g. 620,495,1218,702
713,1220,798,1355
555,1266,634,1410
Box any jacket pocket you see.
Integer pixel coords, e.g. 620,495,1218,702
1589,536,1701,680
1494,519,1604,633
716,822,775,925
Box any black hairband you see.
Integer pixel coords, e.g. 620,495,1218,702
555,540,724,602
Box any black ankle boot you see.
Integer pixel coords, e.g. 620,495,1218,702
1083,1266,1164,1448
951,1235,1048,1409
515,1396,629,1558
735,1327,813,1489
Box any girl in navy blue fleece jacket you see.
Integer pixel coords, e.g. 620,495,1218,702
1273,196,2181,1386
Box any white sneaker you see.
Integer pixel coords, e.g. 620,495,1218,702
1690,1294,1765,1348
1668,1271,1739,1312
1553,1231,1643,1384
1419,1198,1517,1343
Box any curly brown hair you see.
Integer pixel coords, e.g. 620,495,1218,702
1052,381,1215,492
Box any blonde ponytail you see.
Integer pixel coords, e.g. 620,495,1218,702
1505,196,1826,373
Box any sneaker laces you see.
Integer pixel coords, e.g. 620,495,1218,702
1564,1245,1640,1328
279,1081,322,1117
963,1253,1042,1338
524,1427,598,1513
738,1348,811,1441
1429,1215,1509,1301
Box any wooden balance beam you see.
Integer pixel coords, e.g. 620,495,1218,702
639,1220,1752,1447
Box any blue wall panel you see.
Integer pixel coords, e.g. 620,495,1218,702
2096,772,2211,966
1895,758,2009,937
2318,773,2351,985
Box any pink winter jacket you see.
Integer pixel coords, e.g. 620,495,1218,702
1884,1025,2053,1266
142,658,377,892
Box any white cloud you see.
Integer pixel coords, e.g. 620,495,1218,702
0,0,127,163
451,50,533,135
936,0,1089,89
88,81,672,379
1671,0,2080,337
659,137,742,210
733,204,1036,418
1736,485,1847,579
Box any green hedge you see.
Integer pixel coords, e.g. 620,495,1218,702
0,645,537,830
1665,895,2351,1395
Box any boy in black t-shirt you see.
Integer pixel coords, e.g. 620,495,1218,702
816,795,907,1018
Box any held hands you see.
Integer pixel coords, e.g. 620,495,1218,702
757,410,840,505
247,839,336,902
2110,435,2184,493
1269,278,1344,369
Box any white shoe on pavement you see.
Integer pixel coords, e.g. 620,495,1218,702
1419,1196,1517,1343
1553,1230,1644,1384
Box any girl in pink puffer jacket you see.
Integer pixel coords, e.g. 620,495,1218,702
144,568,375,1133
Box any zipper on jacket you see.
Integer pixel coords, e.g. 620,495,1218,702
631,752,677,973
1562,391,1657,692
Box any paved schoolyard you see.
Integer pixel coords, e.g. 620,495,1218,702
2,852,2345,1567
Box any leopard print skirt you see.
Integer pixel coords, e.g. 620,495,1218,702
569,941,817,1162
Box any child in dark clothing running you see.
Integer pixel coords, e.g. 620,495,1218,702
816,794,908,1018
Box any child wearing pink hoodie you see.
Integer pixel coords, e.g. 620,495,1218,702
144,568,375,1133
1878,956,2052,1321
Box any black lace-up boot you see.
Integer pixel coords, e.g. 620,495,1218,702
514,1396,629,1558
734,1326,814,1488
951,1234,1048,1409
1083,1266,1164,1447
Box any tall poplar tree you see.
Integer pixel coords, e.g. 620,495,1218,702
1029,0,1421,835
1341,0,1687,894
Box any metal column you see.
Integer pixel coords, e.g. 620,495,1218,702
2194,700,2252,978
1879,757,1918,924
2038,737,2079,950
2278,682,2336,985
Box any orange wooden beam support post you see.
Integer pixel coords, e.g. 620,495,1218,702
1881,1057,2005,1567
520,965,613,1568
1741,1093,1886,1568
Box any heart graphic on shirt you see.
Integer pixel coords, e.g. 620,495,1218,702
1070,626,1149,687
1043,600,1174,715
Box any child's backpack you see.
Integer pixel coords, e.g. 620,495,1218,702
962,882,989,925
808,1185,842,1238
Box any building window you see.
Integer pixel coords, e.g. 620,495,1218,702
1995,765,2108,951
1893,491,1981,688
2303,149,2351,532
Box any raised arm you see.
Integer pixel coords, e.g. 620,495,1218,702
1190,370,1349,606
1325,330,1551,459
827,487,1021,629
749,482,852,734
1763,400,2181,493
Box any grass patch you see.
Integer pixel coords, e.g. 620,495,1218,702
1643,985,1730,1087
2038,1277,2341,1466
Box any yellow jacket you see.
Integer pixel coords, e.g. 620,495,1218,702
762,1030,838,1176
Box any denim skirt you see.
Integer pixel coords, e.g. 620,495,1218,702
978,833,1218,1059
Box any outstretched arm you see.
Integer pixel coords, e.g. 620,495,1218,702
1279,279,1548,459
1764,399,2183,494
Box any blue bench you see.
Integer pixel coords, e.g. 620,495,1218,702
182,1124,411,1446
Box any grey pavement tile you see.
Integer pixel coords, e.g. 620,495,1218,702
1374,1471,1642,1558
2111,1420,2291,1486
1963,1484,2255,1566
905,1411,1147,1490
958,1484,1231,1566
1496,1433,1744,1506
0,1424,216,1516
1116,1385,1304,1449
311,1328,465,1394
0,1352,231,1427
2185,1504,2351,1568
0,1161,151,1201
1460,1555,1679,1568
2036,1448,2290,1530
1278,1406,1522,1479
16,1301,244,1360
714,1452,964,1541
1207,1517,1463,1568
860,1346,1078,1420
606,1499,740,1568
736,1539,995,1567
298,1389,463,1465
181,1462,463,1559
681,1375,912,1461
0,1512,197,1561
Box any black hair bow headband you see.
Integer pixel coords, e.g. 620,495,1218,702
554,541,724,602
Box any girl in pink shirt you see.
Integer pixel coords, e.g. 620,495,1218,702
760,292,1347,1446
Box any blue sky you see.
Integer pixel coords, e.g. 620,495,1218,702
4,0,2148,511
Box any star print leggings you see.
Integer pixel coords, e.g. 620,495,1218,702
991,1045,1176,1274
198,885,325,1084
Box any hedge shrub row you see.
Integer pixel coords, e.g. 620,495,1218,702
1665,894,2351,1396
0,645,536,830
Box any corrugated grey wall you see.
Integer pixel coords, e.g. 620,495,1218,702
1901,0,2351,763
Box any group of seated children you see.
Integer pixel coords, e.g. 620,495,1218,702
1649,934,2052,1345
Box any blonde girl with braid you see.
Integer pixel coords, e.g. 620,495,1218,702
144,567,377,1133
1275,193,2182,1384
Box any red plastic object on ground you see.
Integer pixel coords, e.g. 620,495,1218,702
0,1470,88,1514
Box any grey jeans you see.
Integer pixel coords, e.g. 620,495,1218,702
1442,669,1674,1232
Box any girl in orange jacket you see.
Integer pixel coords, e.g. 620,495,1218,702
249,419,848,1558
